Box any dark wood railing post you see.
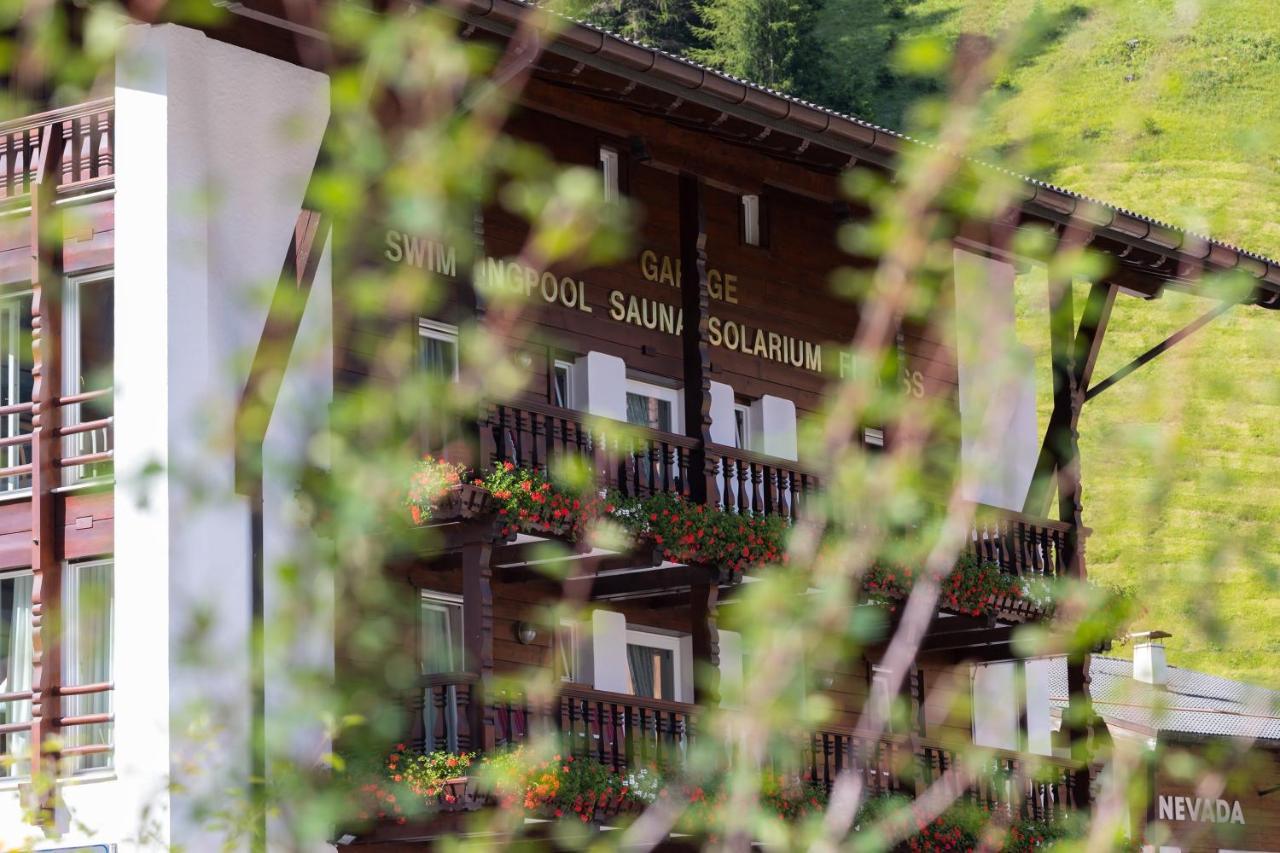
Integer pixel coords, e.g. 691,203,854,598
29,120,64,819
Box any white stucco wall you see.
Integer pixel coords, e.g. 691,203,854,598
0,23,330,850
953,249,1038,511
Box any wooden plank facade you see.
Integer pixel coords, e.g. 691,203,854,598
3,1,1280,847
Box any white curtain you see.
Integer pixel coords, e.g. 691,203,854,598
1,573,32,778
63,561,113,772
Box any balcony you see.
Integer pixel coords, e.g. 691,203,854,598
393,673,1086,825
478,400,1073,581
0,99,114,202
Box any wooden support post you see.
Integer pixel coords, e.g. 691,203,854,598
689,576,719,706
462,524,496,752
678,172,715,503
29,120,64,816
1043,277,1102,809
1024,281,1115,518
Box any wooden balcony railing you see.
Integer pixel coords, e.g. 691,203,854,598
483,401,699,502
0,680,114,778
0,387,114,492
0,99,114,200
403,681,1084,821
476,400,1071,578
407,672,479,754
809,728,1082,822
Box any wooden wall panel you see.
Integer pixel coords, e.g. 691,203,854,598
0,491,114,571
357,90,962,426
0,198,115,285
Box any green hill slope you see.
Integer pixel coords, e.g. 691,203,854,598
870,0,1280,686
891,0,1280,687
579,0,1280,685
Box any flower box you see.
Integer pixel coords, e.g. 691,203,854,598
437,775,487,811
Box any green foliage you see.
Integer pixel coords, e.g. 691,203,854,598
854,794,1104,852
691,0,823,94
568,0,702,54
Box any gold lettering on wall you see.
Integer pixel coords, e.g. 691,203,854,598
639,250,738,304
386,231,828,373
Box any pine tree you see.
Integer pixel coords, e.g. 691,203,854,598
569,0,700,56
691,0,822,95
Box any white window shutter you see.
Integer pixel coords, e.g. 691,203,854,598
749,394,798,461
591,610,629,694
574,351,627,422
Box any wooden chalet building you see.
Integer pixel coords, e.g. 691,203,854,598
1,1,1279,849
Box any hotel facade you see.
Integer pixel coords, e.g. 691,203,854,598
0,1,1277,850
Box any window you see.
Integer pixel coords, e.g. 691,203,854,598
599,147,620,203
863,427,885,449
625,379,681,433
625,629,683,702
0,570,32,778
0,561,114,778
0,290,32,493
552,360,574,409
741,194,761,246
62,273,114,486
418,319,459,381
419,592,463,674
733,403,750,450
62,559,113,773
556,619,591,683
870,664,892,725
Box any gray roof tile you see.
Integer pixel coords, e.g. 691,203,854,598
1048,656,1280,741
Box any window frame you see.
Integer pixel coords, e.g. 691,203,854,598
733,403,751,450
0,568,32,779
624,628,685,702
61,270,115,488
418,318,460,381
552,359,575,410
599,146,621,203
0,288,32,495
61,558,114,775
419,590,464,674
556,618,590,684
741,194,761,246
625,377,683,434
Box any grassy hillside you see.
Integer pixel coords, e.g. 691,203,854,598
887,0,1280,686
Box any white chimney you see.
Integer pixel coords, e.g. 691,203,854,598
1130,630,1171,686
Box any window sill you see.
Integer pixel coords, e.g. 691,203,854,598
0,769,117,794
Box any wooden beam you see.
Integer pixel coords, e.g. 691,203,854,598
678,172,715,504
234,208,330,491
566,563,714,599
462,529,497,752
1024,281,1116,517
690,580,719,705
919,625,1017,653
28,119,63,818
1085,299,1235,402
